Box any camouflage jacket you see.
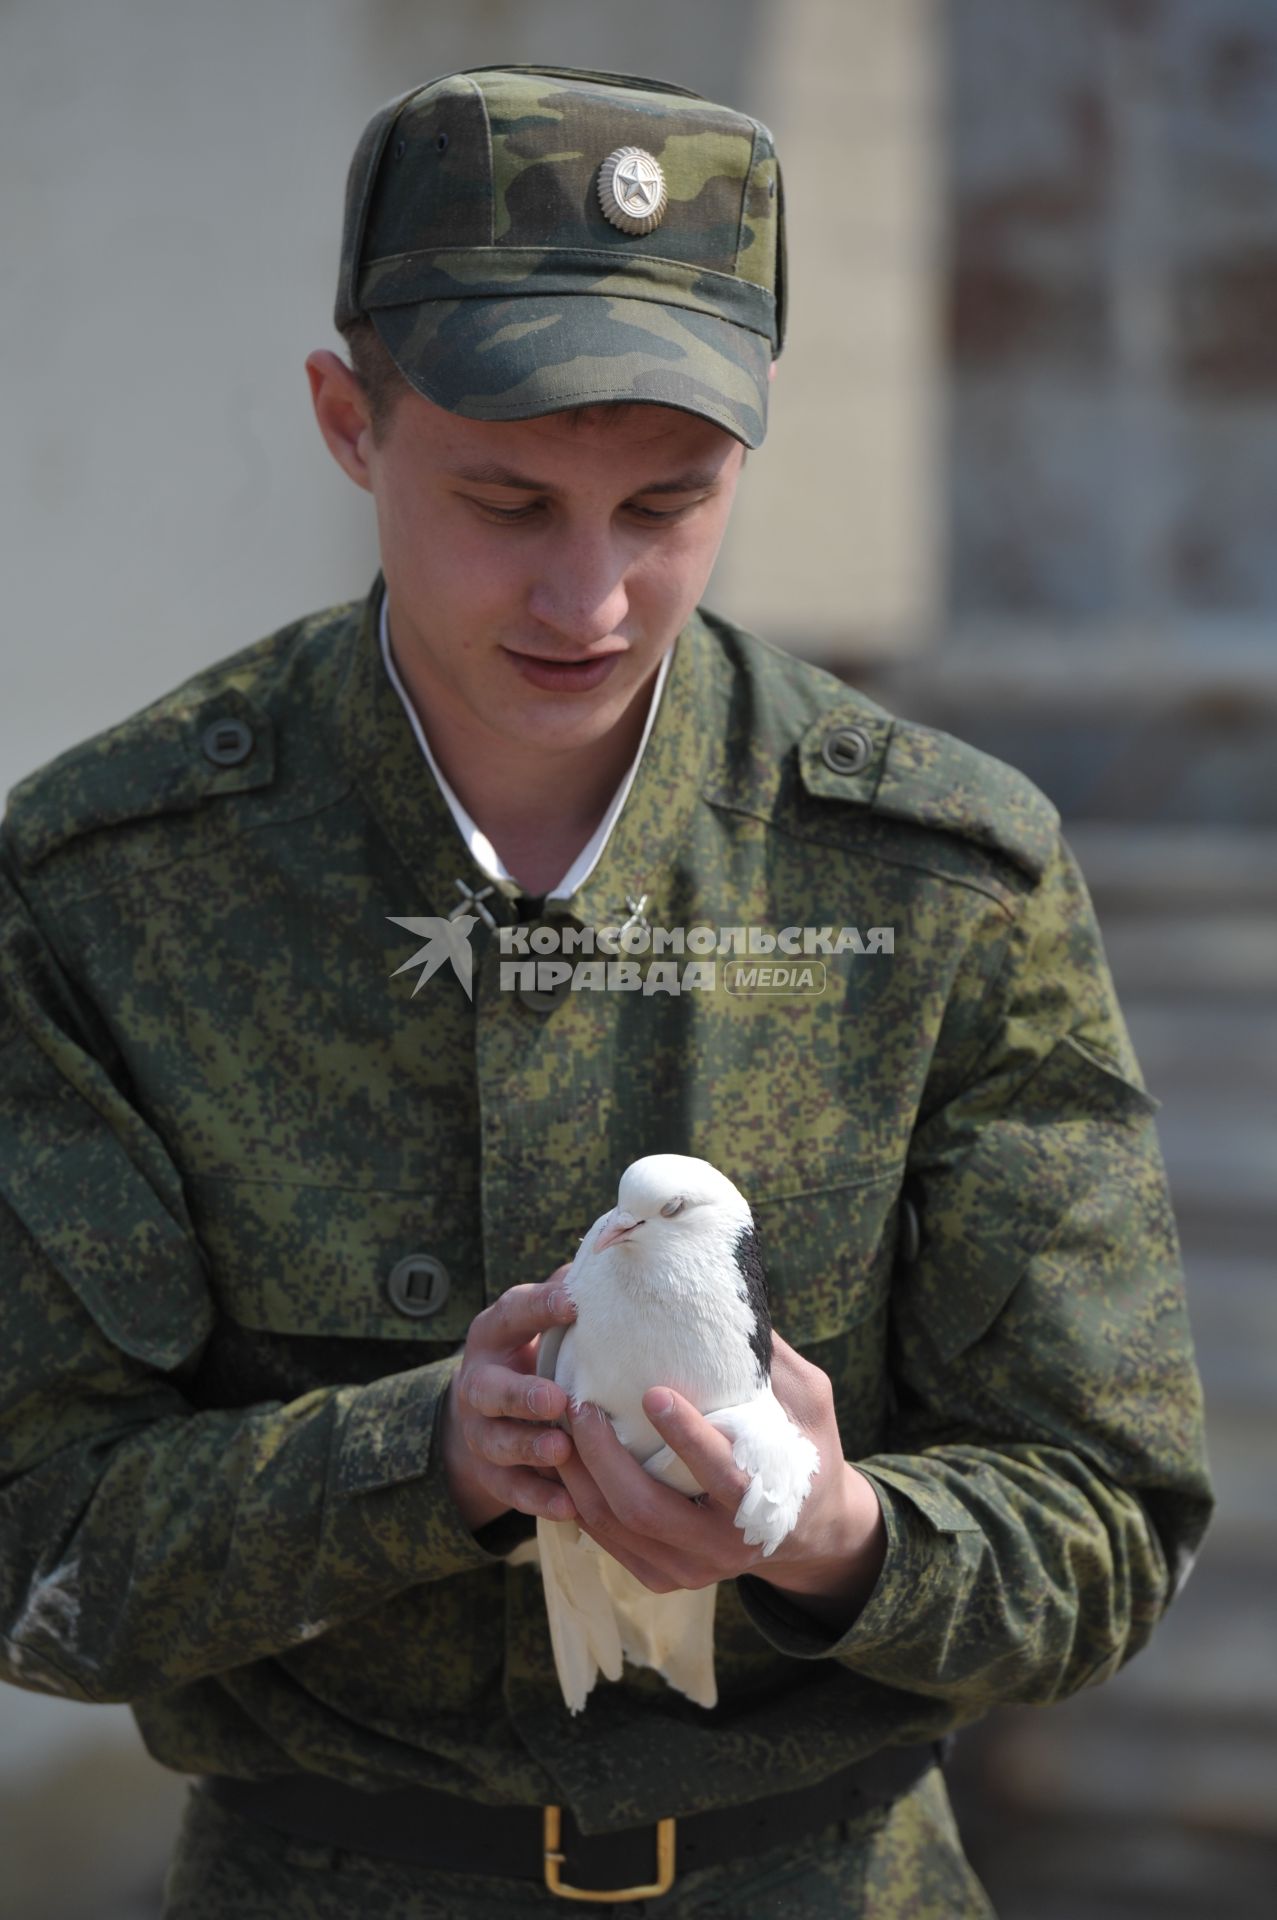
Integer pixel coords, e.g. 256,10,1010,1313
0,580,1212,1834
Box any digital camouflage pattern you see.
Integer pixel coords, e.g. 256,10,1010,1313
336,67,784,446
0,582,1212,1897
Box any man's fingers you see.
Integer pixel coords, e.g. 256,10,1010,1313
502,1467,575,1522
464,1362,568,1424
442,1273,579,1530
473,1279,576,1358
564,1405,701,1545
470,1414,571,1471
642,1388,748,1509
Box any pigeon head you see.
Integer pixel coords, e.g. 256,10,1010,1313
595,1155,753,1258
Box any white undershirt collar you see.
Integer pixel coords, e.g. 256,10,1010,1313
377,592,672,901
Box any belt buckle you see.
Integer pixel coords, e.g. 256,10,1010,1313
543,1805,676,1903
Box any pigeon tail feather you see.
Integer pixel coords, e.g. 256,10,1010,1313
534,1518,716,1712
597,1558,718,1709
535,1516,624,1714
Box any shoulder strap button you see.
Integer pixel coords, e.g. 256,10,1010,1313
201,718,255,767
820,724,873,776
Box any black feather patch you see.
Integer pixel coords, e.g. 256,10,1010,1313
734,1222,772,1379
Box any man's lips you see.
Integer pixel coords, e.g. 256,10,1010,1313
502,647,625,692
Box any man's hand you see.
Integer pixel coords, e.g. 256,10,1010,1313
555,1332,886,1631
442,1272,578,1533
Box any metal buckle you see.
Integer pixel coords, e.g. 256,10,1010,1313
543,1806,676,1903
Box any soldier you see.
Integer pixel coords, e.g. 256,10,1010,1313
0,65,1211,1919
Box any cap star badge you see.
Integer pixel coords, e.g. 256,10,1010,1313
597,146,668,235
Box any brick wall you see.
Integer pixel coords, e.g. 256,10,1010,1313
948,0,1277,625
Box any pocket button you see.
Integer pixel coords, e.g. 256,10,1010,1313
386,1253,451,1319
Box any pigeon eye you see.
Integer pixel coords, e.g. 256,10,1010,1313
660,1196,685,1218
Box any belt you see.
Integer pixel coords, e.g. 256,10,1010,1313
203,1740,944,1904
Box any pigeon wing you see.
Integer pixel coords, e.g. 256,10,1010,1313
639,1441,703,1497
704,1387,820,1556
536,1322,569,1384
533,1312,624,1713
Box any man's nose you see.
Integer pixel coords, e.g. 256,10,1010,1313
526,529,631,647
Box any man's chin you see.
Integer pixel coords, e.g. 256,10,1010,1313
492,680,654,759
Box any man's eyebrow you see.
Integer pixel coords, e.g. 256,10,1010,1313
634,470,724,496
446,463,724,495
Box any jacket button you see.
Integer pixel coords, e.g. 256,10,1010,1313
516,934,575,1013
201,718,254,767
386,1254,451,1318
518,976,572,1013
820,725,872,776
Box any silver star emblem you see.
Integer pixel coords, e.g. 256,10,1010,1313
615,155,661,213
597,146,669,235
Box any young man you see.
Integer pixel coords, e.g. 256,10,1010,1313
0,66,1212,1918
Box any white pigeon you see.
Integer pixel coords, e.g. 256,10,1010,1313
531,1154,820,1714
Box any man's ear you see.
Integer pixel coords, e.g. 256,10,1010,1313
305,349,375,493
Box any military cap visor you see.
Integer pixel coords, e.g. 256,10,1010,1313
336,66,786,449
365,291,774,448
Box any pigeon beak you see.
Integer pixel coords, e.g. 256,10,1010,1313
596,1209,642,1252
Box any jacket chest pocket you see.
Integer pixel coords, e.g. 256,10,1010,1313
752,1170,900,1459
184,1172,482,1346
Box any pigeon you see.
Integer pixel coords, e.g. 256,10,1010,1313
531,1154,820,1714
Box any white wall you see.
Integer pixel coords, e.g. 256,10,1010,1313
724,0,944,655
2,1,377,798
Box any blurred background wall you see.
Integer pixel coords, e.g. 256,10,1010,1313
2,2,1273,1916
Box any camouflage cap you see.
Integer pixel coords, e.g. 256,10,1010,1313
335,65,786,448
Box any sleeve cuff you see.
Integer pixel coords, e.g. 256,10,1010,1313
334,1354,513,1584
737,1465,971,1662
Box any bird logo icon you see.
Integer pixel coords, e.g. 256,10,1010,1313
386,915,477,999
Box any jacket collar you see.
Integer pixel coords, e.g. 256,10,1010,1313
334,576,714,938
